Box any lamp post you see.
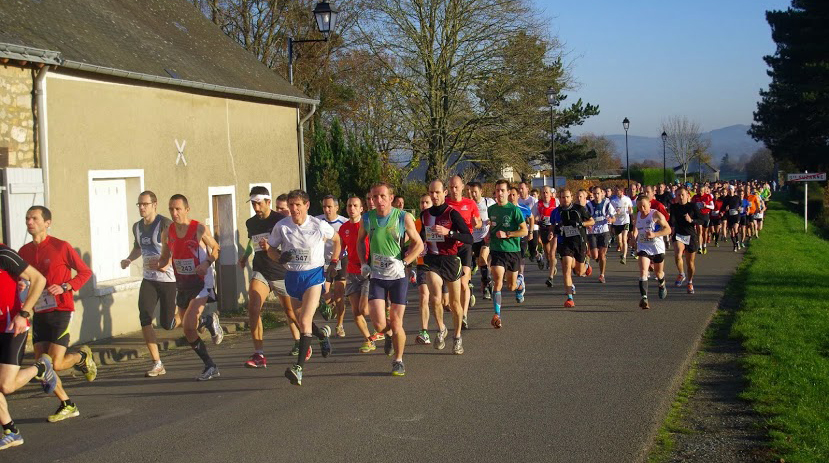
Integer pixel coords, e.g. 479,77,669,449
623,117,630,190
288,2,339,85
661,131,667,184
546,87,559,189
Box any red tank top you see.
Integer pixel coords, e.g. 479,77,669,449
422,206,462,255
169,220,204,289
536,199,557,226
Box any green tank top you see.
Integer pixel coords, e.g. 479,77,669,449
366,208,406,280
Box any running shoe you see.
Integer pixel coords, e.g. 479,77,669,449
146,362,166,377
620,255,626,265
285,365,302,386
658,285,668,300
369,331,385,342
435,327,448,350
384,336,394,356
290,341,300,356
452,337,464,355
697,248,703,254
491,314,502,329
48,403,80,422
483,282,492,300
469,293,476,308
675,275,685,287
245,353,267,368
205,312,224,345
0,431,23,450
537,255,545,270
391,360,406,377
462,315,469,330
639,297,650,310
336,325,346,338
304,345,313,361
471,263,478,275
585,265,593,277
570,285,577,295
564,298,575,308
598,275,606,284
687,283,695,294
515,289,524,304
75,345,97,382
35,354,57,394
320,325,332,338
319,336,332,358
415,330,431,345
197,365,220,381
733,244,738,253
545,277,554,288
359,340,376,353
319,300,333,321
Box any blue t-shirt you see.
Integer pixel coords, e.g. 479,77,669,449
517,204,532,221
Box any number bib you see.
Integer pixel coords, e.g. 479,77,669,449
174,258,196,275
675,234,691,245
372,253,398,270
251,233,270,252
728,209,739,216
638,234,655,243
34,293,57,313
540,217,551,226
562,225,580,238
425,226,445,243
142,255,159,270
291,249,310,263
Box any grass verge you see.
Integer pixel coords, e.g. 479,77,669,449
647,361,699,462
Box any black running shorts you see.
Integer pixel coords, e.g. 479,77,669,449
489,250,521,273
423,254,463,283
587,232,611,249
457,244,473,268
636,251,665,264
138,279,177,329
558,238,587,263
176,286,217,309
539,225,555,244
471,241,486,260
32,311,72,347
0,331,27,366
612,224,629,235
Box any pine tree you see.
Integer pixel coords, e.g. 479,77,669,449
307,125,340,213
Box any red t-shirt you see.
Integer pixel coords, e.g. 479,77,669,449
18,236,92,313
445,197,480,232
691,194,714,215
0,245,29,332
338,220,369,275
650,199,670,222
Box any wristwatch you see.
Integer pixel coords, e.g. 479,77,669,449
61,283,71,292
18,310,30,319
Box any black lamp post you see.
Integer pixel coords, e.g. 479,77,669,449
661,131,668,184
288,2,339,84
623,117,630,190
546,87,559,189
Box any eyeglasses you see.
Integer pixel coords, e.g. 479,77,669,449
136,202,155,207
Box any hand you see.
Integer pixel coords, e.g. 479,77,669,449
237,257,247,269
547,232,554,242
326,263,338,280
259,238,269,252
360,264,372,278
685,213,692,223
433,224,450,236
17,280,27,292
278,249,295,264
496,230,508,239
528,232,533,240
120,259,131,269
195,261,210,277
11,315,28,336
645,231,656,240
46,284,65,296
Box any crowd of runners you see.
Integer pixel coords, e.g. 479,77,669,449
0,176,772,449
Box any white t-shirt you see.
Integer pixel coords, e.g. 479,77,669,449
518,196,539,230
474,197,496,242
269,215,335,272
315,214,347,265
610,195,633,226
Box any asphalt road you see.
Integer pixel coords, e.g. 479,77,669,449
7,243,742,463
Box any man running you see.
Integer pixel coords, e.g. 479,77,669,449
414,194,433,345
670,187,704,294
533,186,559,287
421,180,473,354
551,190,594,307
466,182,495,300
317,196,348,337
268,190,342,386
631,195,672,309
509,187,532,302
445,176,481,330
691,185,714,254
154,195,223,381
721,186,742,252
488,180,528,328
0,244,57,450
357,183,423,376
518,182,540,263
19,206,96,421
586,186,616,283
339,196,376,353
120,191,177,377
610,185,634,264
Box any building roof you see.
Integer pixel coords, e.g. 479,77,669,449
0,0,316,105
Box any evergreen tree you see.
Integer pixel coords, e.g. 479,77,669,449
307,125,340,213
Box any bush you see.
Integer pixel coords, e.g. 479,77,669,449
621,167,676,186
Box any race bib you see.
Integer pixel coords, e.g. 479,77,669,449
540,216,551,226
638,234,655,243
251,233,270,252
291,249,310,263
562,225,580,238
174,258,196,275
675,234,691,245
34,293,57,313
696,202,704,209
738,207,744,213
728,209,739,216
142,255,159,270
372,253,397,270
425,226,445,243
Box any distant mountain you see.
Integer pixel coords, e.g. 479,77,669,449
605,124,763,166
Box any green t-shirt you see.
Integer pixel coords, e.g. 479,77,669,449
487,202,525,253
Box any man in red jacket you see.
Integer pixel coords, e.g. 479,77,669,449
19,206,95,423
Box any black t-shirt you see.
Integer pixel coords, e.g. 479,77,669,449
0,245,29,276
722,195,741,216
655,192,673,209
558,204,591,241
669,202,703,236
246,212,285,281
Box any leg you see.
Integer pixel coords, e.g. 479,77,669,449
598,247,608,277
349,292,371,340
137,280,162,362
388,303,407,362
45,343,71,402
674,241,686,276
278,294,300,341
686,251,696,282
417,283,431,331
460,266,471,319
490,265,505,315
561,256,575,293
446,279,463,338
247,279,271,352
182,297,215,369
333,280,347,331
425,272,446,332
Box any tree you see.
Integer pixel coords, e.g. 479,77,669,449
661,116,709,182
307,125,340,212
749,1,828,173
565,133,622,177
745,147,775,180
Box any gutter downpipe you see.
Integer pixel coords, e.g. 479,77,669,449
34,66,50,207
298,103,317,191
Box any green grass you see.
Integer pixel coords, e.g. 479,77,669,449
730,201,829,462
647,361,699,463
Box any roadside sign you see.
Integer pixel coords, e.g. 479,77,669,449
787,172,826,182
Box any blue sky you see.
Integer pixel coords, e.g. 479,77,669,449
535,0,791,137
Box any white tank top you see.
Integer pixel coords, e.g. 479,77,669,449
635,209,665,256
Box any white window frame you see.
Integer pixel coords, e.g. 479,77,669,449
207,185,238,265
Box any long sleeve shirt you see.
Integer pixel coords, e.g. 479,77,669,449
19,236,92,312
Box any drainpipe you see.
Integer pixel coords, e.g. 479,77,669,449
34,66,50,206
297,103,316,191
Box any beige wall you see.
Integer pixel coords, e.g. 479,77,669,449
0,64,37,167
42,71,301,343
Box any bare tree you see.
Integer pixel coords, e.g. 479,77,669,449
661,116,710,182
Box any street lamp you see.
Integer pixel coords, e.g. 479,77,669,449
546,87,559,189
661,131,668,184
288,2,339,84
623,117,630,190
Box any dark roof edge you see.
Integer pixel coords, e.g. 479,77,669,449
0,43,63,65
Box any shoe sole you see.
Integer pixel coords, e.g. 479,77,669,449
0,438,24,450
392,371,406,377
197,371,220,381
244,363,267,368
48,410,80,423
284,369,301,385
145,369,167,377
79,346,97,382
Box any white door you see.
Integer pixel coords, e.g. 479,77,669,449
1,168,44,251
90,179,130,282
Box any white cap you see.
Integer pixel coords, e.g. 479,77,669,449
247,194,271,203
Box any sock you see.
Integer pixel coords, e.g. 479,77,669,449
639,278,648,297
493,291,501,315
189,338,215,368
2,420,18,434
311,323,325,340
153,360,163,367
732,234,738,245
567,294,573,300
61,399,74,408
481,266,490,284
75,349,87,367
35,361,46,378
255,349,264,355
658,277,666,288
297,334,313,367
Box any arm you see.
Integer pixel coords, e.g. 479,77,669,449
449,210,473,244
238,239,253,268
402,213,423,265
581,209,595,228
62,244,92,292
155,233,172,271
120,243,143,269
0,248,46,335
356,222,369,267
648,212,672,238
197,224,221,276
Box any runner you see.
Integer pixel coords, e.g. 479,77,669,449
421,180,473,354
120,191,178,377
414,194,433,345
316,196,348,337
721,186,742,252
573,189,593,277
357,183,423,376
518,182,540,263
710,189,724,247
532,186,558,287
669,187,704,294
487,180,528,327
445,176,481,330
610,185,634,264
631,195,672,309
154,195,223,381
752,188,767,236
466,182,495,300
586,186,616,283
691,185,714,254
551,189,594,307
0,244,57,450
509,187,532,302
19,206,96,421
267,190,342,386
339,196,376,353
746,188,763,240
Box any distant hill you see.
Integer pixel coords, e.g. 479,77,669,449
605,124,763,165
